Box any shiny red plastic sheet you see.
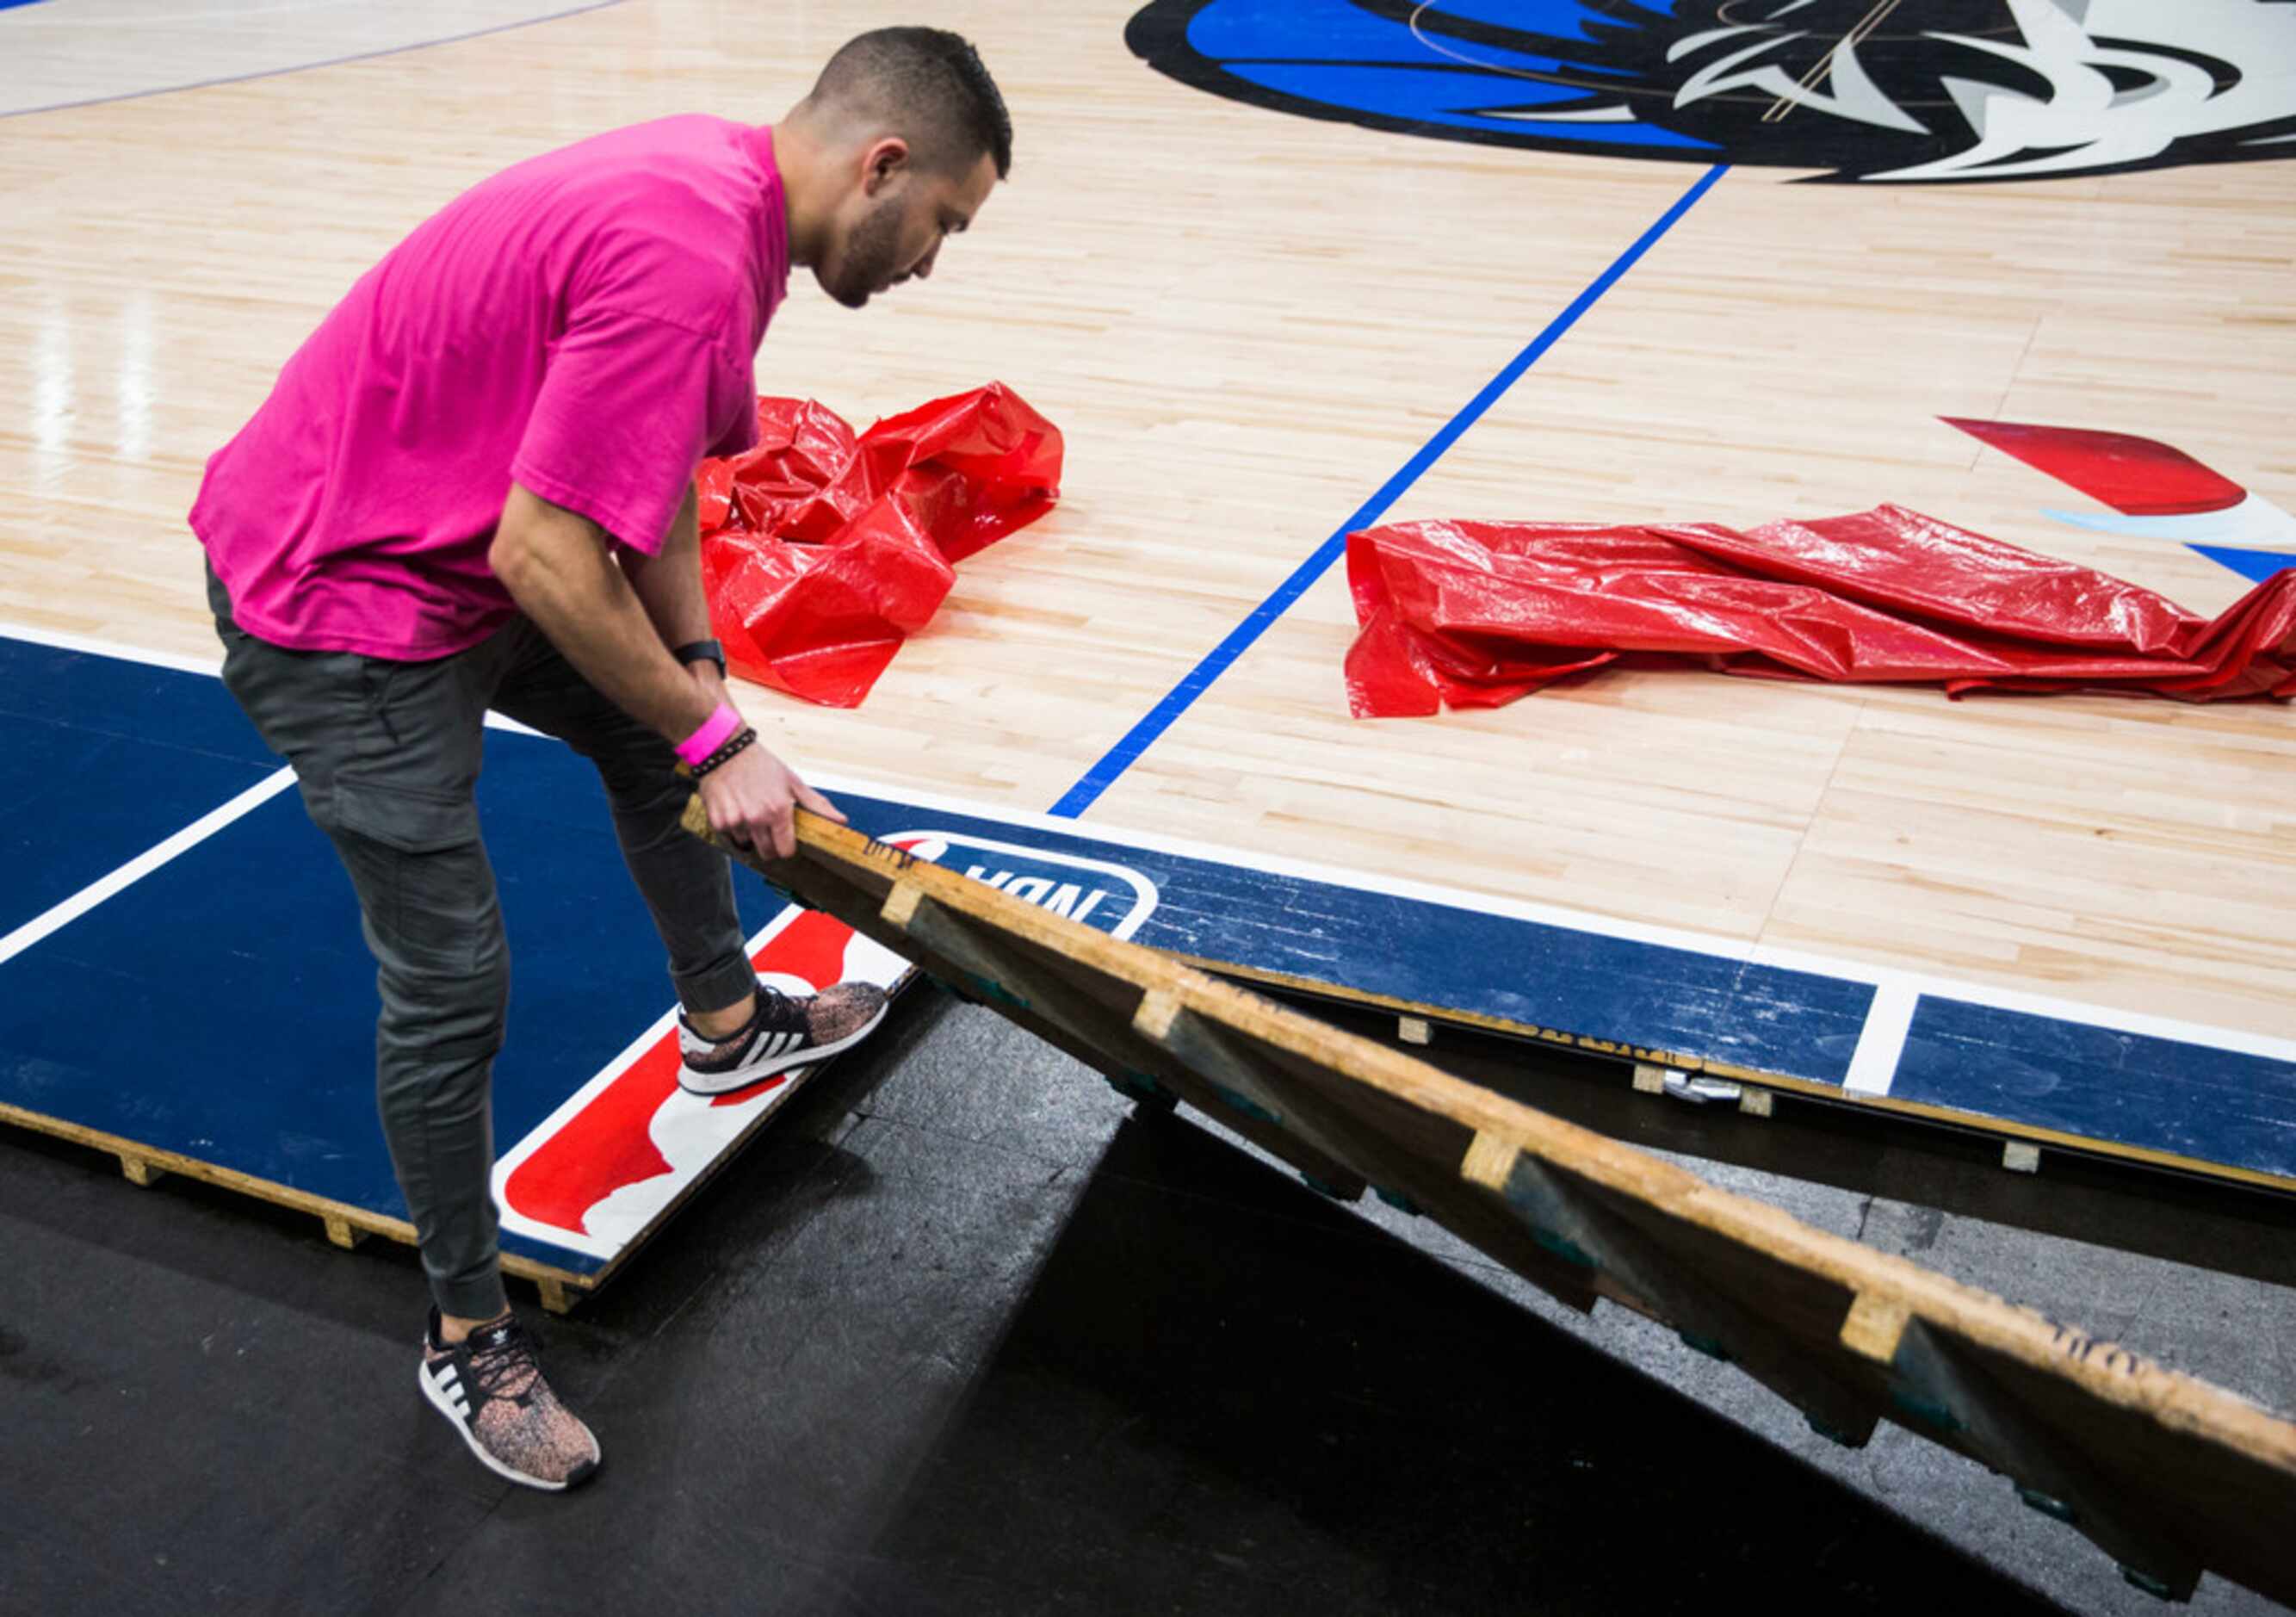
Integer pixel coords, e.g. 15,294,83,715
1344,505,2296,717
698,383,1061,706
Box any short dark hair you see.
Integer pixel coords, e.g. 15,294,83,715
814,27,1012,179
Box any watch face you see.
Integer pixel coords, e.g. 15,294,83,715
1125,0,2296,184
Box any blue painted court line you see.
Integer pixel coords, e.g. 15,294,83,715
1047,161,1730,819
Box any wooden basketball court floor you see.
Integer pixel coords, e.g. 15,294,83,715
6,0,2291,1046
3,0,2294,1602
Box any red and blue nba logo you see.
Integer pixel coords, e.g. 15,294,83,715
492,830,1157,1261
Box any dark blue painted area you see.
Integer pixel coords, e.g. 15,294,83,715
839,790,1868,1086
0,659,780,1274
1896,999,2296,1183
2189,542,2296,584
1048,160,1728,818
0,638,271,761
0,640,288,939
0,0,54,12
1,788,403,1209
0,710,277,940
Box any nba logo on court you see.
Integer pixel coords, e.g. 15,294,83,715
886,831,1159,941
493,828,1158,1260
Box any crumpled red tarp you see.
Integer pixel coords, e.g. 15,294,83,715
698,382,1061,706
1344,505,2296,717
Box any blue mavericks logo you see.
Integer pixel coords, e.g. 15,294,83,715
1125,0,2296,183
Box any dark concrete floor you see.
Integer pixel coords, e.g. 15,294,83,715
0,987,2282,1615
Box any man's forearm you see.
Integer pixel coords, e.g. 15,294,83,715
623,480,716,652
492,483,717,743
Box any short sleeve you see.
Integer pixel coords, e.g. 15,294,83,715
512,307,727,555
703,347,763,462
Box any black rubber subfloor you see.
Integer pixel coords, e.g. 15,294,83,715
0,989,2067,1616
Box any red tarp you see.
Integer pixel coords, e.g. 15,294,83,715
1344,505,2296,717
698,382,1061,707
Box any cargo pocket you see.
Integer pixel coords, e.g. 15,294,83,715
329,778,497,978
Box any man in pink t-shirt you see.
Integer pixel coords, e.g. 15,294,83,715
195,28,1009,1491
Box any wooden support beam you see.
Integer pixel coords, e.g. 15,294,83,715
1134,990,1365,1201
888,881,1133,1051
1470,1131,1883,1446
1886,1320,2203,1600
117,1152,163,1187
1132,995,1619,1312
1839,1292,1911,1365
322,1216,366,1250
891,888,1377,1199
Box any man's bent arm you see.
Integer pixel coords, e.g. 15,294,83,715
491,482,715,743
492,481,842,861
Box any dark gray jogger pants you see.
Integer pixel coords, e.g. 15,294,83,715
207,565,753,1320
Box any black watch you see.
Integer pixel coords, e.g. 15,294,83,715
672,639,727,679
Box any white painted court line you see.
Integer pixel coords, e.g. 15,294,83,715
0,619,226,678
1843,982,1921,1097
0,618,542,734
0,766,300,969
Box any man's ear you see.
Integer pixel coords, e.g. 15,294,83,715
862,136,910,196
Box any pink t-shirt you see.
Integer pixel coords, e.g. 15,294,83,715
193,116,789,660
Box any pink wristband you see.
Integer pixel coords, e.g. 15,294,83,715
676,702,744,768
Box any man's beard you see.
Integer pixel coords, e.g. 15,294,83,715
826,199,906,310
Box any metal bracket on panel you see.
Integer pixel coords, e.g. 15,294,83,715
1666,1072,1743,1106
1635,1063,1742,1106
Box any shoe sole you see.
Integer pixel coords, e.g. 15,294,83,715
675,1000,892,1096
418,1358,600,1492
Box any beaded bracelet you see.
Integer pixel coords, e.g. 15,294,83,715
690,725,759,779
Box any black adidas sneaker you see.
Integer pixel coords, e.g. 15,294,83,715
676,979,889,1095
418,1309,599,1491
